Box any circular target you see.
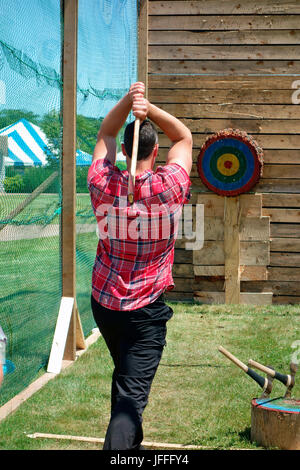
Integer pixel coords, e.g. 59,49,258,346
197,129,263,196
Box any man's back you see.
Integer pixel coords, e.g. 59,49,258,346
88,159,190,310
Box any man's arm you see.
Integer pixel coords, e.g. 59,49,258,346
92,82,145,164
147,103,193,175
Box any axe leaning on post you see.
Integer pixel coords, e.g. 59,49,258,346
248,359,298,398
128,118,140,205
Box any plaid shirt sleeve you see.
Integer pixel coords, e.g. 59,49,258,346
154,163,191,205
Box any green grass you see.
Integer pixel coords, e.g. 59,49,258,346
0,303,299,450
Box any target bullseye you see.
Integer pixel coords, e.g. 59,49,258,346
197,129,263,196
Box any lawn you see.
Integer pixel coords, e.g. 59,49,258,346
0,303,299,450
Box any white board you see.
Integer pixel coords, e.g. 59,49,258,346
47,297,74,374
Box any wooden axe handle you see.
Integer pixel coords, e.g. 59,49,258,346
248,359,275,377
248,359,292,387
218,346,248,372
128,118,140,204
219,346,269,392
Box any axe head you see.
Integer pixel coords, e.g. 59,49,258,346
284,362,298,398
260,365,274,399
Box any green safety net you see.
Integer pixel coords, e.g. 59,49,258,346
0,0,137,407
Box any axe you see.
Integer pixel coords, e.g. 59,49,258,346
248,359,298,398
218,346,273,398
128,118,140,205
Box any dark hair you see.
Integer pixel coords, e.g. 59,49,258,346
123,119,158,161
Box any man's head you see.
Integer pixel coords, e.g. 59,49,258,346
122,119,158,161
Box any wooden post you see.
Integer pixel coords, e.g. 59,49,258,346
138,0,148,95
224,196,240,304
0,136,8,193
61,0,84,360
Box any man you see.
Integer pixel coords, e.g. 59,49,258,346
88,82,192,450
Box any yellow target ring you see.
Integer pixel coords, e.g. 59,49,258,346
217,153,240,176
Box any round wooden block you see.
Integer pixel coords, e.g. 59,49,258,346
197,129,263,196
251,397,300,450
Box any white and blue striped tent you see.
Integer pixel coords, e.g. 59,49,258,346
0,118,52,166
0,118,94,167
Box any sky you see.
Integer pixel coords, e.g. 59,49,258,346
0,0,137,119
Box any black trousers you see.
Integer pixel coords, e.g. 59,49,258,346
91,294,173,451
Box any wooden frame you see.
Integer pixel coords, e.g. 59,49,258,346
61,0,85,359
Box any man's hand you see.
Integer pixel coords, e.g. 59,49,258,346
128,82,145,102
132,94,149,122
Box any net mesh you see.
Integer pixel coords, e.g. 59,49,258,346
0,0,137,407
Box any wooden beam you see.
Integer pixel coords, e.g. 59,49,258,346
224,197,240,304
138,0,148,94
61,0,78,361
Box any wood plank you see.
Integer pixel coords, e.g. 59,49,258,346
196,193,262,218
159,134,300,150
47,297,74,374
175,119,300,135
268,267,300,281
165,291,194,301
149,15,300,31
149,88,298,105
173,279,194,293
193,291,273,305
241,280,300,295
61,0,78,362
149,1,300,15
191,177,300,193
176,215,270,242
193,241,270,266
270,238,300,252
174,249,193,264
224,197,240,303
240,292,273,305
270,252,300,266
172,264,194,278
239,266,268,281
149,45,300,61
272,295,300,304
194,291,225,304
239,217,270,242
263,194,300,207
262,208,300,223
138,0,148,93
149,75,299,90
153,103,300,120
270,224,300,239
149,60,300,76
263,165,300,177
156,149,300,165
194,266,224,277
149,29,300,46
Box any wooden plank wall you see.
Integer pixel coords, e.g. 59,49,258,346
147,0,300,304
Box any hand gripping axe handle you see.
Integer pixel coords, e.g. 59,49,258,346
128,118,140,205
218,346,273,398
248,359,297,398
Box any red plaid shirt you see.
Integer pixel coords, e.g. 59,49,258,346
88,158,191,310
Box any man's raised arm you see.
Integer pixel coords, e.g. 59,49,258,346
92,82,146,164
147,103,193,175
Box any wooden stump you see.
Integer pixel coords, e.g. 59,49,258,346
251,398,300,450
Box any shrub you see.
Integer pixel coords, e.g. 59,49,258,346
4,174,25,193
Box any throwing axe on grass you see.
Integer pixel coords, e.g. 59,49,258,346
248,359,298,398
218,346,273,398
